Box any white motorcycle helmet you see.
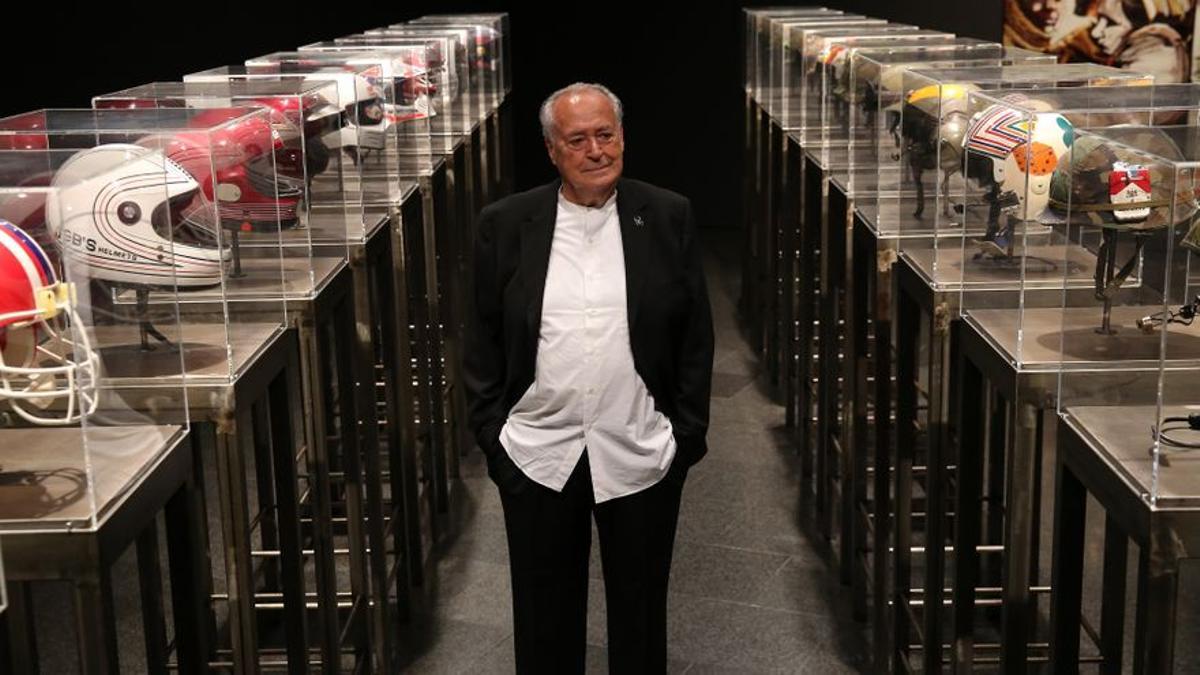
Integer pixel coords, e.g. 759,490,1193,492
0,219,99,425
965,101,1075,221
303,68,392,152
46,143,229,289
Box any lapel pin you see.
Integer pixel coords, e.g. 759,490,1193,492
633,215,644,227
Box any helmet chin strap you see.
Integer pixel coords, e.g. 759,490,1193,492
1093,228,1148,335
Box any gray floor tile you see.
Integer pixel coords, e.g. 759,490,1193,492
669,541,789,603
398,618,513,673
752,556,854,616
425,555,514,629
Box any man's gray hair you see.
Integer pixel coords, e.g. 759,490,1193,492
539,82,624,141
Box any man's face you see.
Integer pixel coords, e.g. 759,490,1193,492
545,90,624,201
1091,0,1132,55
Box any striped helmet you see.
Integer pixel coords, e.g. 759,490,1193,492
46,143,229,289
965,99,1074,220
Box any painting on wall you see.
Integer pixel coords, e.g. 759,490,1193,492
1004,0,1198,82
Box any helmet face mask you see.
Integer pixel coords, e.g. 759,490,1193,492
0,219,99,426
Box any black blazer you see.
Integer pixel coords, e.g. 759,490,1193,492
464,177,714,486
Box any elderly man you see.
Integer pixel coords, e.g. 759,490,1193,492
464,82,714,673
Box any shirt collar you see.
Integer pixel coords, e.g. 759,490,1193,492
557,188,618,216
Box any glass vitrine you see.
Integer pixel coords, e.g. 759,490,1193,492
0,108,289,387
820,39,1008,189
355,26,477,135
0,147,191,533
303,35,461,155
1052,118,1200,506
408,15,504,112
92,80,354,297
245,51,429,202
784,23,924,138
764,13,878,119
943,86,1200,382
888,63,1151,270
744,6,842,100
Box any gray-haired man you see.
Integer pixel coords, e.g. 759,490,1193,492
464,82,714,673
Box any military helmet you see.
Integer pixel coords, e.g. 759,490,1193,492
1047,125,1196,232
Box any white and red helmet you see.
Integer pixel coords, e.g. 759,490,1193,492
149,110,306,232
46,143,229,289
0,219,98,425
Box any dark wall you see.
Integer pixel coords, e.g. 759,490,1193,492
9,2,1004,231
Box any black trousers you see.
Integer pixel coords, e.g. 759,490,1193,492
497,451,686,674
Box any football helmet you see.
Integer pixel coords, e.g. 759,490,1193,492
46,143,229,289
148,110,306,232
0,219,99,426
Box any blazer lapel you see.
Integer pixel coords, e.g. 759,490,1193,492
521,181,560,334
617,179,650,330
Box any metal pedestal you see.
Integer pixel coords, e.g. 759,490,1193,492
893,255,960,675
186,325,309,674
851,212,901,671
416,157,454,527
287,258,374,673
1,428,200,674
820,177,854,594
740,93,759,325
1051,408,1200,675
781,132,804,431
951,318,1059,674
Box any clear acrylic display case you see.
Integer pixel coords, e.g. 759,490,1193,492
784,23,923,137
354,26,478,135
302,35,464,153
816,37,993,174
184,64,407,240
953,87,1200,379
0,148,191,533
810,32,970,166
1050,120,1200,506
853,46,1056,226
91,80,355,297
242,51,433,193
888,63,1151,277
832,41,1024,191
744,7,841,101
408,15,505,111
0,108,288,386
766,15,886,121
411,12,511,98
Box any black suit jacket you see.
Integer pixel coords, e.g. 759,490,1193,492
464,177,714,488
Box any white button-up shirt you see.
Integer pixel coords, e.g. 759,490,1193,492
498,190,676,502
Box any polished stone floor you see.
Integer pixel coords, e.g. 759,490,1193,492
394,229,872,673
